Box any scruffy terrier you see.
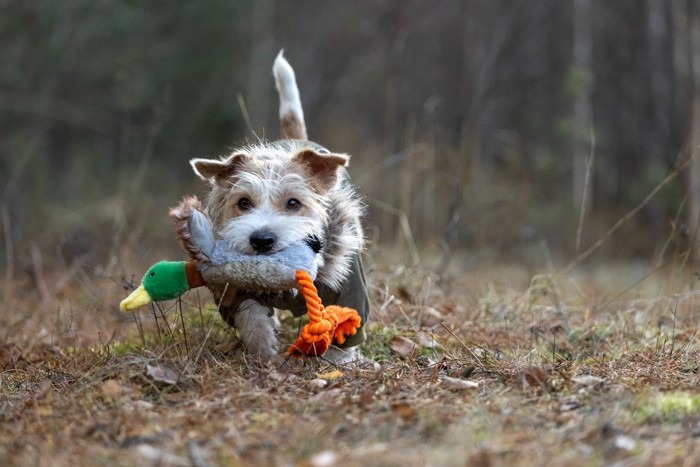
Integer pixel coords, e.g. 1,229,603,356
188,52,369,361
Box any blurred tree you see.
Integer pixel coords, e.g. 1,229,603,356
571,0,593,215
681,1,700,260
0,0,697,266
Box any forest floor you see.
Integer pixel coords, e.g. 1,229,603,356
1,249,700,466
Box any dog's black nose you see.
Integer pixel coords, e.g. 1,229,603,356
250,230,277,253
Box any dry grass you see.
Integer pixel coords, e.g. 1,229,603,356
1,246,700,466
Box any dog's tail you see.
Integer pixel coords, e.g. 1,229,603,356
273,50,307,140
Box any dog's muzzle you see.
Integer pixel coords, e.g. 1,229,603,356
250,230,277,253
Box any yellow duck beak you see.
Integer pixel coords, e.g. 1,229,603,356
120,284,153,312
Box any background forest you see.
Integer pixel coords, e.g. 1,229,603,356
3,0,700,273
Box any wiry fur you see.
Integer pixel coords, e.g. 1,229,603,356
274,50,307,140
234,299,280,359
188,52,365,359
168,195,212,264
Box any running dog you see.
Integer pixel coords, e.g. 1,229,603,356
186,51,369,361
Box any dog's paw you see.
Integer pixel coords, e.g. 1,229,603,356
234,299,280,359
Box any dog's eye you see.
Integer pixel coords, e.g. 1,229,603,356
286,198,302,211
237,197,252,211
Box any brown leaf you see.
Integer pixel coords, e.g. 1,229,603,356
415,331,438,348
146,364,179,385
571,374,604,387
397,286,413,303
100,379,124,399
559,395,580,411
389,335,418,357
442,376,479,390
391,402,417,420
308,450,337,467
357,390,374,407
308,378,328,389
519,367,549,387
420,307,444,326
316,370,344,380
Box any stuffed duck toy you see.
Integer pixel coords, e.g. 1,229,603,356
119,196,359,356
120,196,318,312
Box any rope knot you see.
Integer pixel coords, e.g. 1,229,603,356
287,270,362,357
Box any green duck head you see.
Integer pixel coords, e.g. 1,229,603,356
120,261,190,312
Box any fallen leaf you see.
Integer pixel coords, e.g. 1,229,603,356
316,370,344,380
415,331,438,348
613,435,636,452
357,390,374,406
129,400,153,412
572,375,604,387
135,444,189,466
308,450,337,467
560,395,580,411
308,378,328,389
269,370,296,383
519,367,549,387
391,402,417,420
442,376,478,390
146,364,179,385
100,379,124,399
34,379,53,399
389,335,418,357
421,307,445,326
311,388,342,401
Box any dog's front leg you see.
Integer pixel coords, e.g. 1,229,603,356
234,299,279,359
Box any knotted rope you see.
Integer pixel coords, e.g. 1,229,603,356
287,270,362,357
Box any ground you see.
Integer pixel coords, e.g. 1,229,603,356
1,251,700,466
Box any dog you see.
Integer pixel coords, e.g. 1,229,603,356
187,51,369,361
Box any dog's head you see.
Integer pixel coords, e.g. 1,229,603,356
190,144,348,256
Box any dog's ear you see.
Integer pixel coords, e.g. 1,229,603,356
292,148,349,191
190,152,250,188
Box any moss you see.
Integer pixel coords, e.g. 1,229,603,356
107,340,143,356
632,392,700,423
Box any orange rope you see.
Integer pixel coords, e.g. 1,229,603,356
287,270,362,357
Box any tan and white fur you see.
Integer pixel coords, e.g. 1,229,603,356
189,51,365,359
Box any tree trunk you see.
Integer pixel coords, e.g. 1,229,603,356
685,2,700,257
246,0,275,135
572,0,594,215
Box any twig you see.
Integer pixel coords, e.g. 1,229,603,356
439,322,487,373
189,325,214,369
2,204,13,304
187,440,209,467
30,243,51,303
670,297,679,357
559,156,693,276
134,307,146,348
575,129,595,255
237,93,254,134
178,296,190,356
366,197,421,267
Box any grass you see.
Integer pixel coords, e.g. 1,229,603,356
1,247,700,467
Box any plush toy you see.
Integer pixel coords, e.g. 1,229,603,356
118,240,318,312
120,196,361,357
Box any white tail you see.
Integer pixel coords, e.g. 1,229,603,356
273,50,307,140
